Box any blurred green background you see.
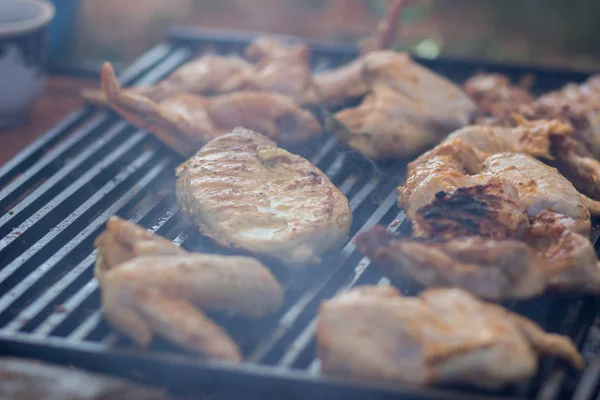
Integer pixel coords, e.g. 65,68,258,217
62,0,600,70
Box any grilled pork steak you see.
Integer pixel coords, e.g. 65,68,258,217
317,286,583,389
95,217,283,362
176,127,352,268
0,357,173,399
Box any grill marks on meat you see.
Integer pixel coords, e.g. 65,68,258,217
398,120,600,239
175,128,352,268
0,357,174,400
316,286,583,389
356,210,600,300
416,183,529,240
100,63,321,157
94,216,283,362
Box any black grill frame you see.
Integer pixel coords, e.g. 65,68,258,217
0,28,599,400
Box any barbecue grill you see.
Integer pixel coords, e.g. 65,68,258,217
1,28,600,400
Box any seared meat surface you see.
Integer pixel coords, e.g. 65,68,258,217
463,73,600,200
356,210,600,300
100,63,321,157
309,0,476,160
317,286,583,389
329,57,475,159
399,120,600,238
176,128,351,268
463,73,535,126
95,216,283,362
0,357,173,400
526,74,600,160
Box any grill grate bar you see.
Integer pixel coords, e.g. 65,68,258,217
33,279,99,337
27,172,175,337
38,206,183,340
68,311,103,341
246,188,400,364
276,211,406,368
0,120,131,241
3,201,181,334
0,145,156,284
0,47,191,215
0,44,172,189
0,151,168,318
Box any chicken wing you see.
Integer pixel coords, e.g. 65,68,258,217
317,286,583,389
83,54,254,107
176,127,352,268
100,62,321,156
94,216,283,362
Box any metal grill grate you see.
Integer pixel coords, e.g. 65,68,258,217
1,29,600,400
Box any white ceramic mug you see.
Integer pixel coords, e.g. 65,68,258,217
0,0,55,129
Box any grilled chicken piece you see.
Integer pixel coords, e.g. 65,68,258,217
463,73,535,126
83,35,317,107
0,357,173,400
83,54,254,107
94,216,283,362
94,215,187,286
327,51,476,159
176,128,351,268
100,62,321,157
526,74,600,159
244,36,317,104
317,286,583,389
311,0,475,159
399,120,600,237
462,73,600,201
356,208,600,300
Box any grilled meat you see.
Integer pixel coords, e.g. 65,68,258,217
83,35,318,107
463,72,600,201
244,36,317,104
356,209,600,300
311,0,475,159
83,54,254,107
398,120,600,238
463,73,535,126
94,215,187,286
526,74,600,159
176,128,352,268
95,216,283,362
317,286,583,389
327,51,476,159
100,62,321,157
0,357,173,400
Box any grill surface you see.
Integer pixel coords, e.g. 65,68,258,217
1,29,600,400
